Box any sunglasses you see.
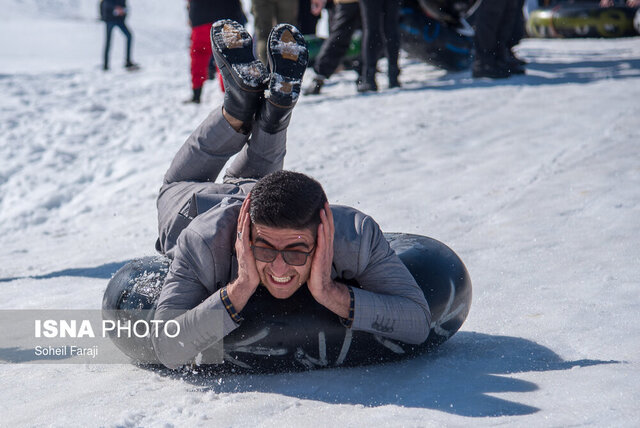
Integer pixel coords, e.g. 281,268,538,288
250,245,315,266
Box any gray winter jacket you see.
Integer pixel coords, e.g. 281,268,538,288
152,196,431,369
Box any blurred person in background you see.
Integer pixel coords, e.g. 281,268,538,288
100,0,138,71
304,0,362,95
600,0,640,6
472,0,523,79
253,0,326,63
357,0,401,92
507,0,527,73
252,0,300,64
298,0,331,34
185,0,246,104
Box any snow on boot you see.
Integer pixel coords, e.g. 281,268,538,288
257,24,308,134
210,19,269,123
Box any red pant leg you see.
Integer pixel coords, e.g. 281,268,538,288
190,23,213,90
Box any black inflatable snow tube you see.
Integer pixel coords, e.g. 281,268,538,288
102,233,472,372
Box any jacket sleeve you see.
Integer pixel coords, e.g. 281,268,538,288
101,0,127,21
100,0,110,21
348,216,432,344
151,227,239,369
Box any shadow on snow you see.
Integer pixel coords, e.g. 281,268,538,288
0,261,130,283
301,56,640,106
409,58,640,91
150,331,620,418
0,347,71,362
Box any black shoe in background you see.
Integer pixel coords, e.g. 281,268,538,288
125,62,140,71
183,87,202,104
388,76,401,89
357,71,377,92
509,49,527,66
357,81,377,93
504,51,526,75
506,62,526,75
303,77,325,96
472,61,510,79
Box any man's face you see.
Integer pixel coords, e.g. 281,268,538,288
250,223,316,299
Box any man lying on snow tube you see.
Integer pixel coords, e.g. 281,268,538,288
103,232,472,372
102,20,471,372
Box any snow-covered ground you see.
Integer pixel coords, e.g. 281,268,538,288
1,0,639,426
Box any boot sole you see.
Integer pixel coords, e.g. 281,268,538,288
266,24,308,107
210,20,269,91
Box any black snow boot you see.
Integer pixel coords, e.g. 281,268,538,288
303,76,325,96
183,87,202,104
509,49,527,66
472,58,510,79
257,24,308,134
211,20,270,123
357,70,377,93
125,61,140,71
388,65,401,89
501,49,526,75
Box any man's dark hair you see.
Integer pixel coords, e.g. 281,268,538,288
250,170,328,232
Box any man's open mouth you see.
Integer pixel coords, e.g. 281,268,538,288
270,274,293,285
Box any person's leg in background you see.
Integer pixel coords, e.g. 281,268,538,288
495,0,518,71
114,21,136,68
252,0,276,64
382,0,401,88
298,0,320,34
103,21,115,70
505,0,527,73
275,0,300,29
358,0,383,92
187,23,214,103
305,2,361,95
473,0,510,79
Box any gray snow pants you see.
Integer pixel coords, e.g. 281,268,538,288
156,106,287,255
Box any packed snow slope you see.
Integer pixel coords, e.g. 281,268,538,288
1,0,639,426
